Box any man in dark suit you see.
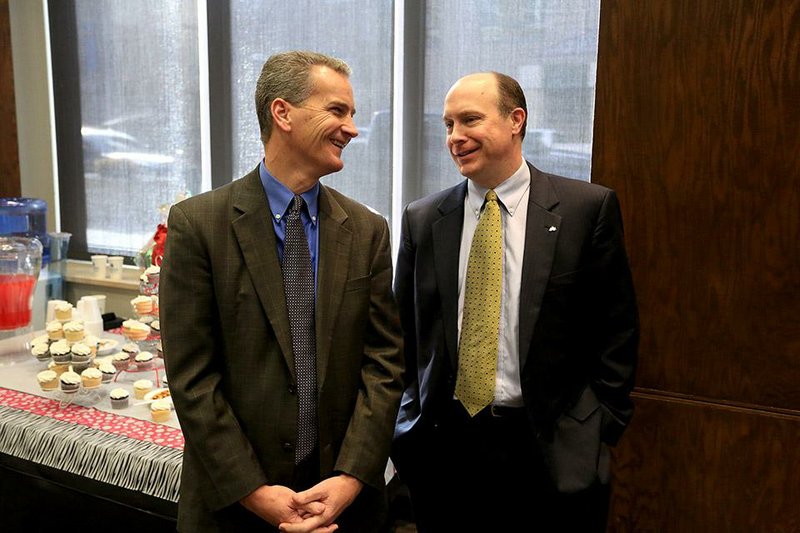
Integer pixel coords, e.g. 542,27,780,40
161,51,404,532
391,71,639,531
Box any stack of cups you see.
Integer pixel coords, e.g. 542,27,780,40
77,296,104,337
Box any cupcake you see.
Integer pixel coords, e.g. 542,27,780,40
121,342,140,357
31,343,52,362
156,341,163,359
80,367,102,389
99,362,116,383
70,342,93,364
49,340,72,363
48,360,69,376
37,370,59,391
151,295,159,316
83,335,100,356
122,320,150,341
150,399,172,423
134,351,154,370
133,379,153,399
112,352,131,371
46,320,64,340
54,301,73,321
60,370,81,393
63,321,85,342
109,388,129,409
150,320,160,333
131,295,154,315
31,334,51,346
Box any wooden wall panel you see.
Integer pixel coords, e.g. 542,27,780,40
609,394,800,533
594,0,800,530
0,0,20,198
594,0,800,407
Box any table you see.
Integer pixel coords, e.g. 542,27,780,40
0,331,181,531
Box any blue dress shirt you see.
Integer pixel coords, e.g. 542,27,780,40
259,160,319,290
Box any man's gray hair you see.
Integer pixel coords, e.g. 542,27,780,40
255,51,351,144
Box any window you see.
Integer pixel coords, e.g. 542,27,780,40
50,0,201,259
48,0,599,260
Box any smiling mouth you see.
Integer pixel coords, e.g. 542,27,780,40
453,147,477,158
331,139,347,149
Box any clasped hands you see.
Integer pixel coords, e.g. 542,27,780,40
241,473,363,532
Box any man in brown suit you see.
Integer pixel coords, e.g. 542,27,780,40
161,51,404,532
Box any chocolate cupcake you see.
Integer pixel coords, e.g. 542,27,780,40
59,370,81,394
109,388,129,409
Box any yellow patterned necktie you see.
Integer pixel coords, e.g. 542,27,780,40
455,189,503,416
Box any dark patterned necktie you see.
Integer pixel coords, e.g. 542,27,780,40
282,195,317,463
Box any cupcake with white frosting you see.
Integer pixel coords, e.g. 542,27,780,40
150,399,172,423
131,295,154,315
122,319,150,341
70,342,93,364
46,320,64,340
112,351,131,371
109,388,129,409
37,370,59,391
133,379,153,399
54,301,73,321
63,321,85,343
134,351,154,370
99,362,116,383
31,343,51,362
80,367,102,389
49,340,72,364
59,369,81,394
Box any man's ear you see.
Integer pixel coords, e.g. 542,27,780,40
510,107,526,136
271,98,292,132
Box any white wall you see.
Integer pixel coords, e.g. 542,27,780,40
9,0,57,231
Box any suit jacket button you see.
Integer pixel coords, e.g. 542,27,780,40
282,442,293,452
288,384,296,394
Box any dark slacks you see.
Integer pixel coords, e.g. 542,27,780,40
393,401,609,532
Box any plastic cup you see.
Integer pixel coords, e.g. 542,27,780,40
91,255,108,278
107,256,124,280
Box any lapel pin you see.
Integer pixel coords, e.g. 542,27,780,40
548,226,557,232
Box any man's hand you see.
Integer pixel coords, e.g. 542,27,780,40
240,484,325,528
278,474,364,532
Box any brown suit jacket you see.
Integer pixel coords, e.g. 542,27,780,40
161,168,404,531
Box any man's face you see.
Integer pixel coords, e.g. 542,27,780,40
443,73,523,187
291,66,359,179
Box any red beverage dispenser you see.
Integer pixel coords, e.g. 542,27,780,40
0,198,46,338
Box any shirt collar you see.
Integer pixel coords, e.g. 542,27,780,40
466,160,531,219
259,160,320,224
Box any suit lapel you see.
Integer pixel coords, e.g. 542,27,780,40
433,181,467,371
518,163,561,370
315,186,351,391
231,170,296,379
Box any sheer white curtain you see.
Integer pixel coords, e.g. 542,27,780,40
71,0,201,256
52,0,599,258
420,0,599,198
229,0,394,218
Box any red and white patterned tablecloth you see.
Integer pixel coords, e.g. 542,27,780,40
0,387,184,450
